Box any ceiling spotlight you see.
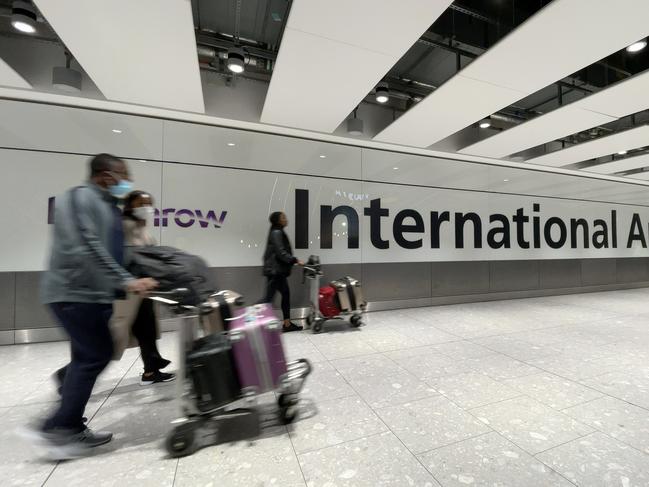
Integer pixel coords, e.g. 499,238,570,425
11,1,37,34
626,39,647,53
375,83,389,104
617,150,628,155
112,129,122,134
479,118,491,129
227,142,236,147
226,48,246,74
393,167,399,170
503,179,510,182
347,117,364,136
319,155,326,159
52,51,82,92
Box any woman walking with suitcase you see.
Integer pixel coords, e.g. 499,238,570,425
262,211,304,332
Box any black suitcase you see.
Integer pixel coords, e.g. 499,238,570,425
187,333,241,412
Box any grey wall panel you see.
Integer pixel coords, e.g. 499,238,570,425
539,259,581,289
14,272,57,329
616,258,649,283
581,258,616,286
361,262,431,301
210,267,267,307
0,273,15,331
431,261,490,296
489,260,540,292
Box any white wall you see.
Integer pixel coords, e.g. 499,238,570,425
1,99,648,272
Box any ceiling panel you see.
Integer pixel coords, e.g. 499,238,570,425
373,75,524,148
260,0,453,132
586,153,649,175
375,0,649,148
628,171,649,180
461,70,649,159
0,58,31,89
527,125,649,167
34,0,204,113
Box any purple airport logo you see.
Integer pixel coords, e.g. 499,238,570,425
47,197,227,228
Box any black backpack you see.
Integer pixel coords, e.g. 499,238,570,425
128,246,215,305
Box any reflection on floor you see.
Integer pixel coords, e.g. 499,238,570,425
2,288,649,486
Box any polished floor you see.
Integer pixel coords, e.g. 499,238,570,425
2,288,649,486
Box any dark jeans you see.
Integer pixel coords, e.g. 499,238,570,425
131,299,164,373
263,275,290,320
45,302,114,433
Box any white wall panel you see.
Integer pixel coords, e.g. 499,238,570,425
163,120,362,179
628,171,649,180
586,153,649,175
0,149,161,272
528,125,649,167
0,99,163,159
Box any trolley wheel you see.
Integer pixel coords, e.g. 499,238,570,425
350,314,362,327
278,394,299,425
312,319,324,334
305,311,315,327
165,421,198,458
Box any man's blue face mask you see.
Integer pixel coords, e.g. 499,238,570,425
107,172,133,198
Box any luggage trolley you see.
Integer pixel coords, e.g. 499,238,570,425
151,289,311,458
302,255,366,333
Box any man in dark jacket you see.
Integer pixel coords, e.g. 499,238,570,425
262,211,303,332
27,153,157,461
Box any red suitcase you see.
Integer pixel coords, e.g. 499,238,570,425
318,285,341,318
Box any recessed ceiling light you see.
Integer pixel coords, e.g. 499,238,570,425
479,119,491,129
617,150,628,155
393,167,399,170
319,155,326,159
227,142,236,147
11,1,37,34
112,129,122,134
375,83,389,104
626,39,647,53
503,179,510,182
227,48,246,74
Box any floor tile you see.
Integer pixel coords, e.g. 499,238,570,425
175,427,305,487
376,396,490,454
429,341,494,360
349,371,439,410
331,353,405,381
462,353,542,381
503,372,604,410
298,431,440,487
288,395,387,454
427,372,522,409
581,370,649,409
470,396,593,455
563,396,649,454
43,441,177,487
385,348,473,381
419,432,574,487
310,333,378,360
299,362,357,403
537,432,649,487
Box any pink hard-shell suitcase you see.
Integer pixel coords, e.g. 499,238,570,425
229,303,288,395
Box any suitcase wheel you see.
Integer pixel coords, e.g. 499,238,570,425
166,421,198,458
350,314,362,328
312,319,324,334
278,393,299,425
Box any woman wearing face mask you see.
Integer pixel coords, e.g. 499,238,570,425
111,190,175,384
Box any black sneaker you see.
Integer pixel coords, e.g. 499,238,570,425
140,371,176,386
20,426,113,461
282,322,303,333
154,357,171,370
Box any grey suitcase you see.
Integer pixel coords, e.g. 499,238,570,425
200,290,244,333
330,276,365,313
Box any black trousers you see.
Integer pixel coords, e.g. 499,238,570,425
130,299,164,373
263,275,291,320
45,302,114,432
